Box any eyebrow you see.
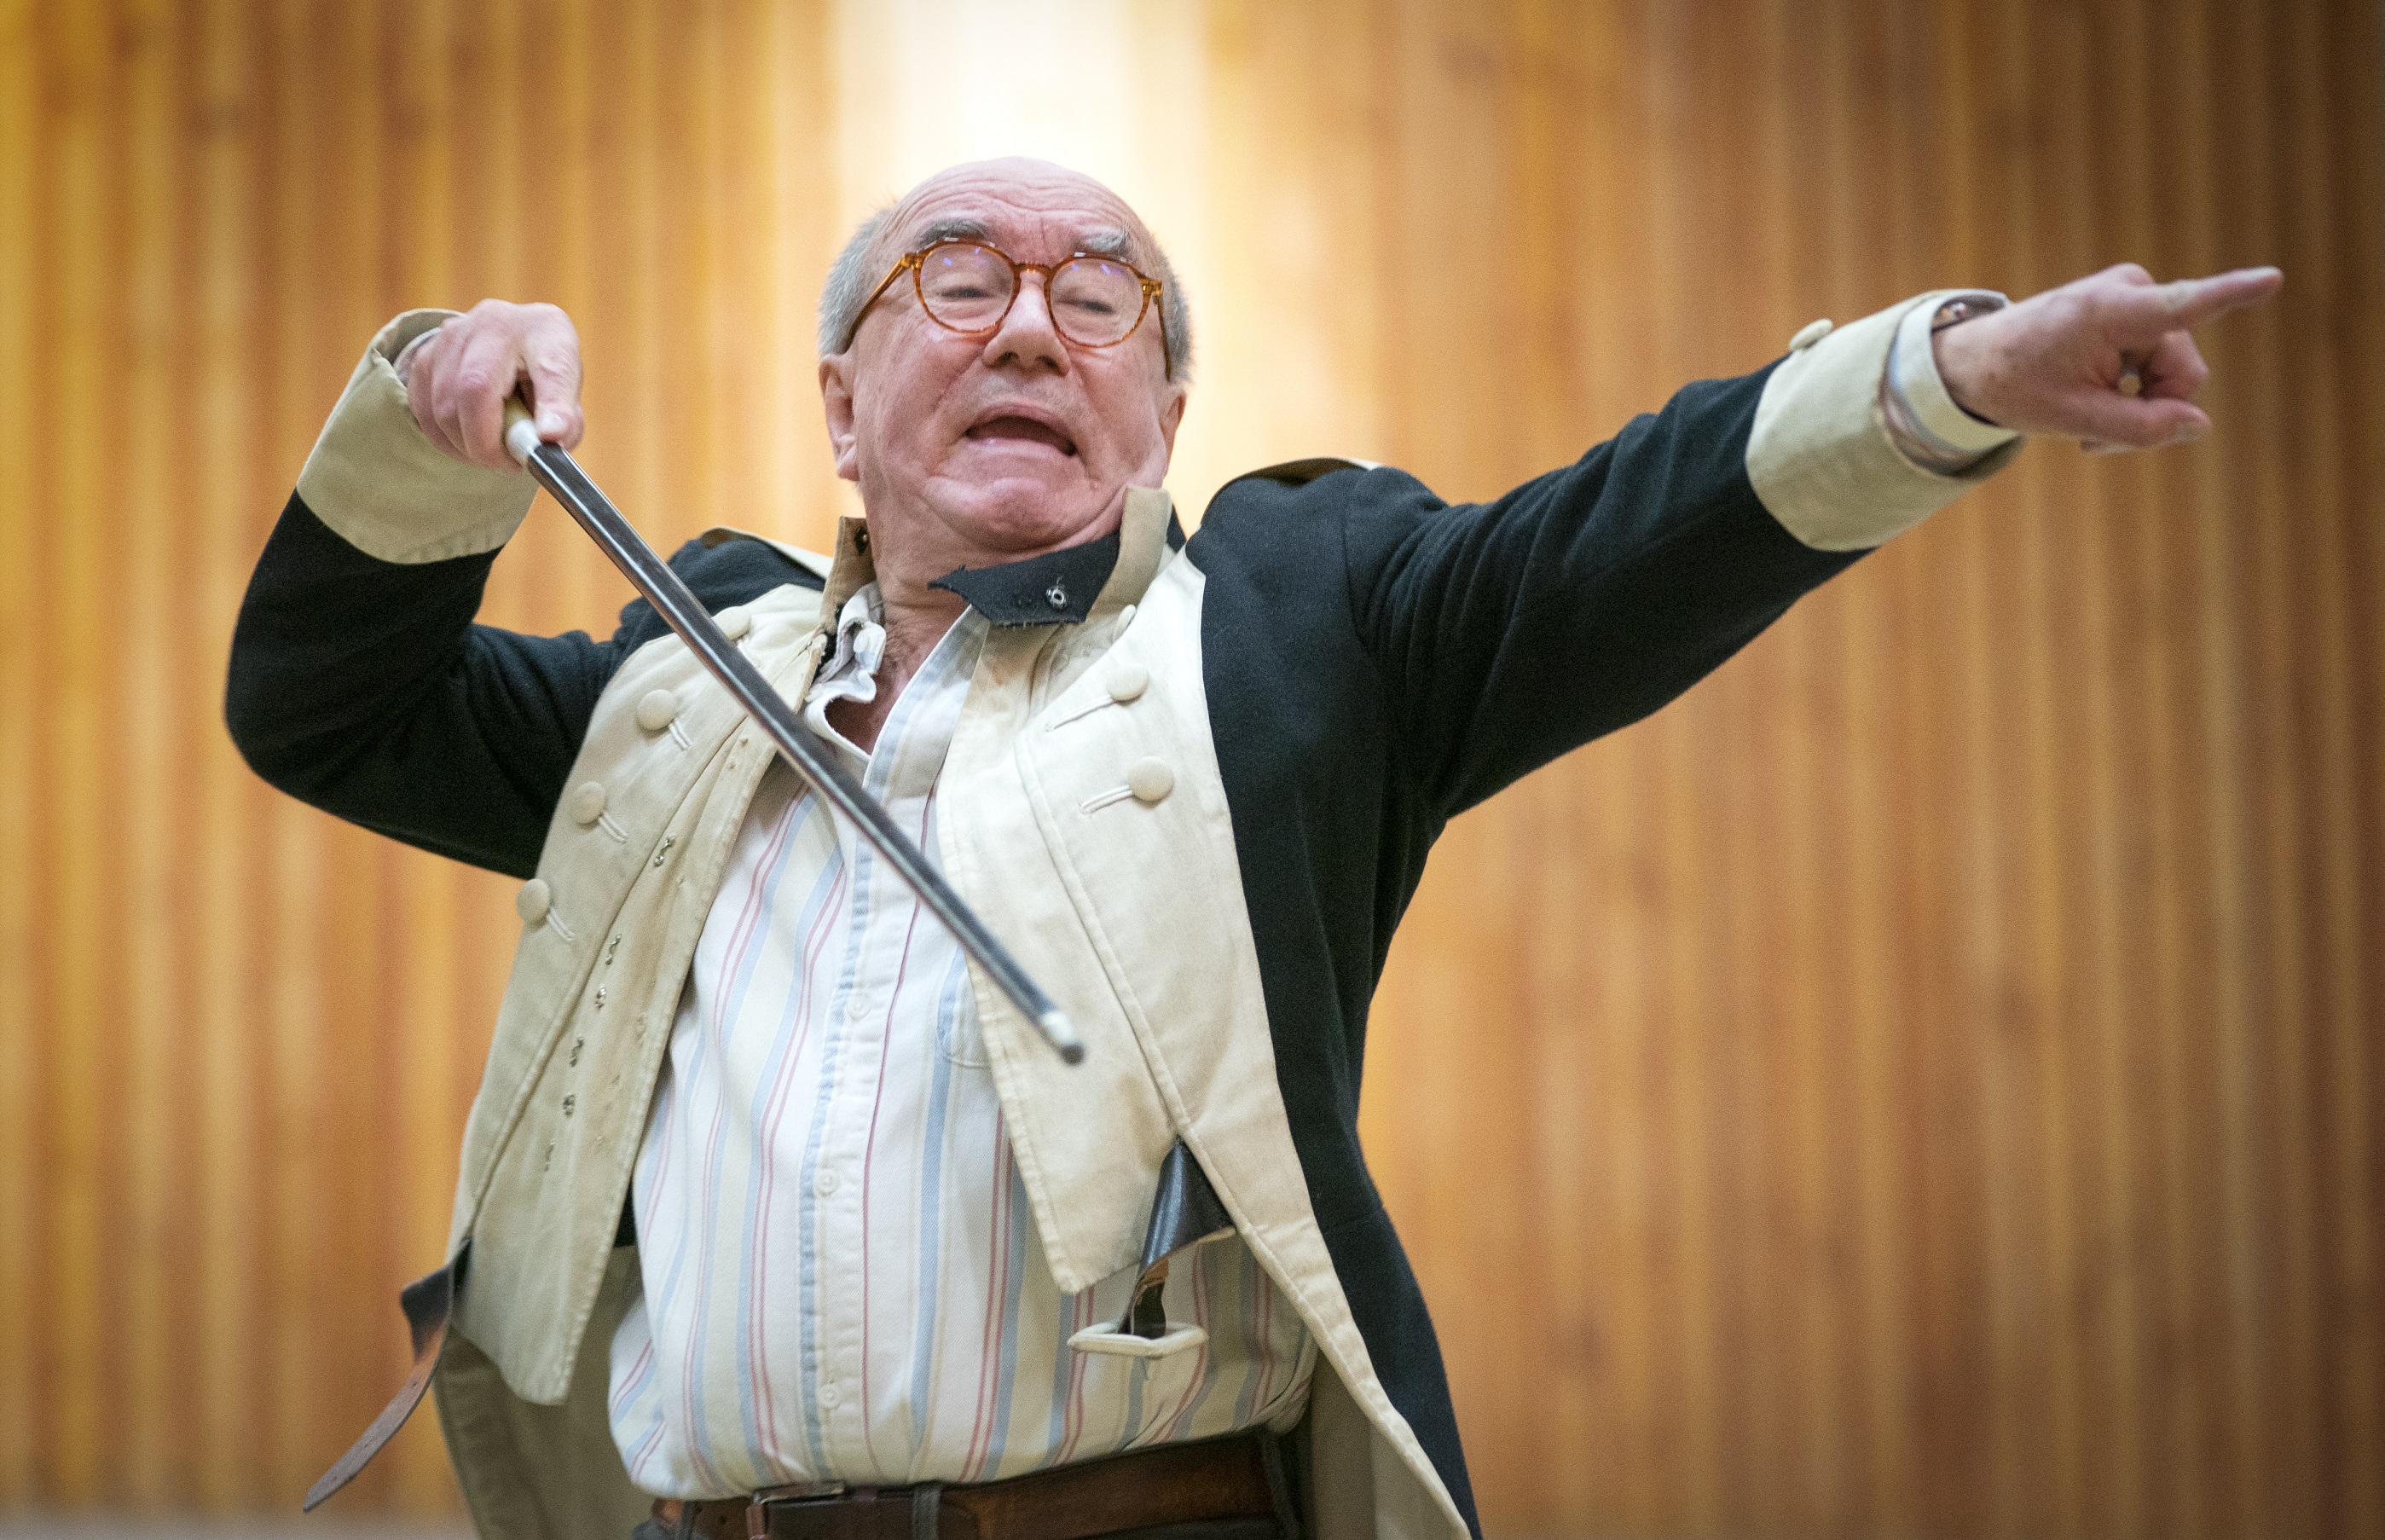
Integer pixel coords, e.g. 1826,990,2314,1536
1074,228,1135,259
901,217,1140,263
911,216,994,246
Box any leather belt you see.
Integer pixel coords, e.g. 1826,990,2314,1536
648,1431,1294,1540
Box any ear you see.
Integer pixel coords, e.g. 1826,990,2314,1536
819,354,861,483
1157,382,1188,457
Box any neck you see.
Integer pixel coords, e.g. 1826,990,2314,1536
823,582,960,755
830,490,1129,749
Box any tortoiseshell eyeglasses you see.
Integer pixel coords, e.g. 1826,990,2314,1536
844,240,1170,376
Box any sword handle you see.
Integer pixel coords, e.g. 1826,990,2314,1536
501,397,548,464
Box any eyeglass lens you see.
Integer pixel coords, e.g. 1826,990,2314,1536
918,244,1146,346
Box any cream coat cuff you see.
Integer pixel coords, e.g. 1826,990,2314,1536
1747,291,2026,552
293,309,540,564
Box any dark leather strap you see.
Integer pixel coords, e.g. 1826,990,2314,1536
652,1432,1280,1540
1120,1143,1235,1339
304,1247,466,1511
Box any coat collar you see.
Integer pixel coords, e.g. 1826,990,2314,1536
817,485,1183,628
702,488,1181,636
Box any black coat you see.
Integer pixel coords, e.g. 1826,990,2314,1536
228,361,1859,1536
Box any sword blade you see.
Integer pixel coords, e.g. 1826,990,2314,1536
507,418,1082,1064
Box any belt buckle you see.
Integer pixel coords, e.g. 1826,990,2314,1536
747,1482,851,1540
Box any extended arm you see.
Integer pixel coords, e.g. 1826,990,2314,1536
1343,265,2278,815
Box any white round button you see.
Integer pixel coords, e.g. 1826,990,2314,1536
1107,666,1149,703
818,1381,842,1409
636,688,679,732
1788,317,1833,352
847,993,871,1021
567,781,607,825
814,1167,839,1196
715,605,752,640
515,878,552,924
1126,757,1174,804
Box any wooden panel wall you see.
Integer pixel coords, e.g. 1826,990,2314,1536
0,3,2377,1535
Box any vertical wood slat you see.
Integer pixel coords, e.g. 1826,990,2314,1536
0,0,38,1508
0,2,2376,1531
45,0,111,1503
118,0,180,1504
188,0,259,1508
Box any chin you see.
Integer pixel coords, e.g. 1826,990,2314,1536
940,476,1114,555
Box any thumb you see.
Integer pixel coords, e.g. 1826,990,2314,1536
518,306,586,449
524,351,584,449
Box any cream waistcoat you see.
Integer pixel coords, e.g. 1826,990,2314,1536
432,492,1470,1540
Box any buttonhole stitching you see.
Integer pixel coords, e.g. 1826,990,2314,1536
1045,695,1120,733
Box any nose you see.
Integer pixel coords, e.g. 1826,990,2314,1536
981,269,1069,375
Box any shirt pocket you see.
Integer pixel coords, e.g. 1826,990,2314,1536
935,976,992,1069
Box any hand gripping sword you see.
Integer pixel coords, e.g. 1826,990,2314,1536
501,399,1084,1064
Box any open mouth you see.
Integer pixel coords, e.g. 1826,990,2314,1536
964,414,1078,457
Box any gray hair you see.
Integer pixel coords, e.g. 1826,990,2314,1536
816,204,1195,383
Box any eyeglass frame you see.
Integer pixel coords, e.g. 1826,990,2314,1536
842,240,1172,379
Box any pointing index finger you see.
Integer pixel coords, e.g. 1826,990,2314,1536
2148,266,2284,332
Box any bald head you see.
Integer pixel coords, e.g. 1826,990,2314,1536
813,155,1191,611
818,158,1193,382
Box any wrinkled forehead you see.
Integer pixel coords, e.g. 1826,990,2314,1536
877,161,1155,268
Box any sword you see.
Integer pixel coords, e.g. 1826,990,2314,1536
502,399,1084,1065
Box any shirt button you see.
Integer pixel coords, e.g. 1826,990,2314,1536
1106,665,1149,703
636,688,679,732
567,781,607,825
514,878,551,924
846,993,871,1021
819,1381,842,1409
1788,317,1833,352
1126,757,1174,804
814,1167,839,1196
715,605,752,640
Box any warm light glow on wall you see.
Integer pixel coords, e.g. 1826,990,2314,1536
826,0,1380,524
1,3,2380,1535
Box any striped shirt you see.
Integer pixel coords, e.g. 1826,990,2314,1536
607,585,1316,1497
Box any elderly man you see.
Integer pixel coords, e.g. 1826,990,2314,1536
227,157,2277,1540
